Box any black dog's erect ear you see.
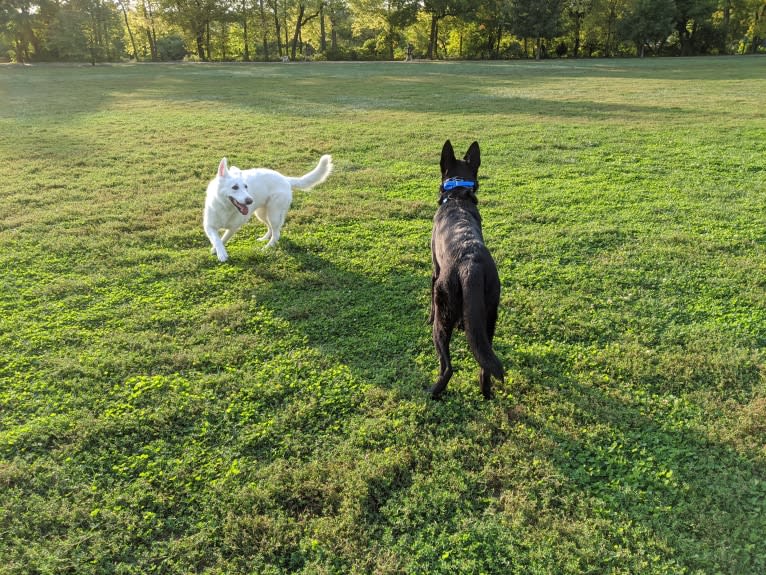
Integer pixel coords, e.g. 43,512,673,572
440,140,456,176
464,141,481,173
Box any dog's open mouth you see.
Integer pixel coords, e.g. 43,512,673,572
229,197,249,216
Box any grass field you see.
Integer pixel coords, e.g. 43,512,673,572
1,57,765,574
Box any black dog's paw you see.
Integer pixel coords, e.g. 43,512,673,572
427,386,445,400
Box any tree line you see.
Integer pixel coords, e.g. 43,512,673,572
2,0,765,64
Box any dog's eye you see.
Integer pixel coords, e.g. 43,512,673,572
232,184,239,190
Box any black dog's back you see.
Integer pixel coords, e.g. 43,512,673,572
430,140,503,399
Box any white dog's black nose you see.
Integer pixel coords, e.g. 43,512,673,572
245,198,253,205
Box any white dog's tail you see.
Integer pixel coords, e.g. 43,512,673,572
287,155,333,190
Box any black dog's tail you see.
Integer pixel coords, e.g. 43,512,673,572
462,270,504,381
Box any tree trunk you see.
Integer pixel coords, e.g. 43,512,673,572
88,11,97,65
221,21,228,60
573,16,581,58
290,4,320,60
206,20,212,60
14,38,24,64
102,8,113,61
142,0,158,60
196,30,206,60
752,6,765,54
242,0,250,60
319,2,326,52
259,0,269,61
283,2,289,54
13,9,27,64
271,2,281,57
291,4,305,60
428,13,438,59
117,0,139,60
606,5,615,56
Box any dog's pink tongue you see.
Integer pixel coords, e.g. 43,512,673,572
230,197,249,215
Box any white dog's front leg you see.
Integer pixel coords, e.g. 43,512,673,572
219,229,238,252
205,226,228,262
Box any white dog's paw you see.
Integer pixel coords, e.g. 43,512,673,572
209,245,228,262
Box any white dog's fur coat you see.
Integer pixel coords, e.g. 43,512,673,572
203,154,333,262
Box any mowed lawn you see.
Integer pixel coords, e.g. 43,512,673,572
1,57,765,574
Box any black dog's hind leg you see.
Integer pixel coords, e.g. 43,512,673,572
478,305,499,399
479,366,493,400
428,273,436,325
429,254,441,325
430,315,455,399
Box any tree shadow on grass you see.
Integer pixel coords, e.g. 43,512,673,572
129,62,722,126
509,344,766,574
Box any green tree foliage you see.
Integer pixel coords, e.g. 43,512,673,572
1,0,38,62
472,0,516,59
1,0,122,62
580,0,629,57
159,0,219,60
349,0,418,59
421,0,475,58
323,0,352,57
509,0,564,58
732,0,766,53
619,0,676,56
156,32,187,58
1,0,764,62
673,0,718,54
563,0,593,57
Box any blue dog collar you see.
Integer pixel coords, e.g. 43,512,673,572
441,178,476,191
440,178,479,205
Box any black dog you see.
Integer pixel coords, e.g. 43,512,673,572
429,140,504,399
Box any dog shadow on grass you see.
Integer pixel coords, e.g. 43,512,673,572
244,237,520,404
240,237,435,393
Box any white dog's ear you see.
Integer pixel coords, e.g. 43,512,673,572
218,157,228,178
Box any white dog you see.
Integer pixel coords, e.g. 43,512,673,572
203,154,333,262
